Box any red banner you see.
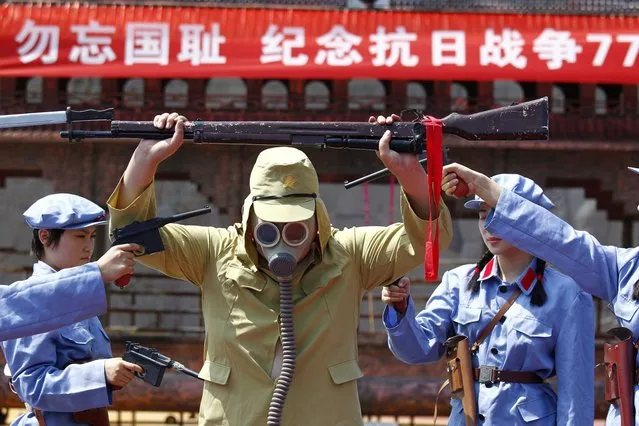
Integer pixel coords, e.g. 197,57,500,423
1,4,638,83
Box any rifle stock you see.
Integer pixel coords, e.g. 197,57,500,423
441,97,548,141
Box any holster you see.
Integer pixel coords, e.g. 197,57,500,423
72,408,110,426
445,335,477,426
603,327,635,426
33,407,110,426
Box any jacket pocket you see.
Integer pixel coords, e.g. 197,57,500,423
510,316,552,338
516,397,557,423
452,307,482,325
223,263,266,293
59,326,95,345
613,296,639,322
328,360,363,385
199,360,231,385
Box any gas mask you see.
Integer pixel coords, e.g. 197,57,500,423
252,215,317,280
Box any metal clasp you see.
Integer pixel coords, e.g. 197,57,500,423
478,365,497,384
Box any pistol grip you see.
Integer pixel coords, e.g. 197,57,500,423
115,274,132,289
453,180,470,198
393,299,408,313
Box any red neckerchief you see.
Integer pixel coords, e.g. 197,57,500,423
421,116,442,281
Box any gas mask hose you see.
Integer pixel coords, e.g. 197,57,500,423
267,255,297,426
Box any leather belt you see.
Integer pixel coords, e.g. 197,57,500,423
474,365,545,384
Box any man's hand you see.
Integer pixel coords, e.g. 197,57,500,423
136,112,189,167
96,244,141,283
369,114,431,218
442,163,502,208
119,112,189,209
368,114,423,184
104,357,144,389
381,276,411,314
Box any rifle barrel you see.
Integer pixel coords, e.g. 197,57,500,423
61,124,425,154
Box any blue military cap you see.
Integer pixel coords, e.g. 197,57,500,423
464,173,555,211
23,193,107,230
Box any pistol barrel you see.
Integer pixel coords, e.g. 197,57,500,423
344,158,427,189
157,206,212,227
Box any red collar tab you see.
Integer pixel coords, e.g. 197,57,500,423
478,257,498,281
519,268,537,293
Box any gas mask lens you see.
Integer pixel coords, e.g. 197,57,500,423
281,222,308,247
254,222,280,248
254,221,310,247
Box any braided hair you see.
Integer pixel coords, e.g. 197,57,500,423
530,259,547,307
467,251,548,307
632,280,639,300
467,249,494,293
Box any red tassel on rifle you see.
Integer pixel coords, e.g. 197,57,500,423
421,116,442,281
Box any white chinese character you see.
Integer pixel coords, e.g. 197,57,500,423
125,23,169,66
260,24,308,66
432,31,465,66
69,21,116,65
177,23,227,66
15,19,59,64
480,28,527,69
533,29,583,70
315,25,362,66
369,26,418,67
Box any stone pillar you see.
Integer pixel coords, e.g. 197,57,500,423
289,79,305,111
579,83,596,116
389,80,407,113
477,81,494,110
432,80,451,113
332,80,349,117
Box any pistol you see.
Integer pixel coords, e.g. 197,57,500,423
122,341,202,387
110,206,212,288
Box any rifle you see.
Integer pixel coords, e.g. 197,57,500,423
2,98,548,188
54,97,548,157
122,341,203,387
110,206,212,288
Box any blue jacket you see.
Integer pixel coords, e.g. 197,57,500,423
0,262,106,341
485,188,639,425
384,257,594,425
2,262,113,426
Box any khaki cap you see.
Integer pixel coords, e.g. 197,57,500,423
249,147,318,222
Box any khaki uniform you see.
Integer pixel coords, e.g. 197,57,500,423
107,148,452,426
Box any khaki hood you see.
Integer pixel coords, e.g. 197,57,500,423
237,147,332,267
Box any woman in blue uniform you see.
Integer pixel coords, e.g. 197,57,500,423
0,236,140,342
2,193,143,425
441,163,639,425
382,174,595,425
